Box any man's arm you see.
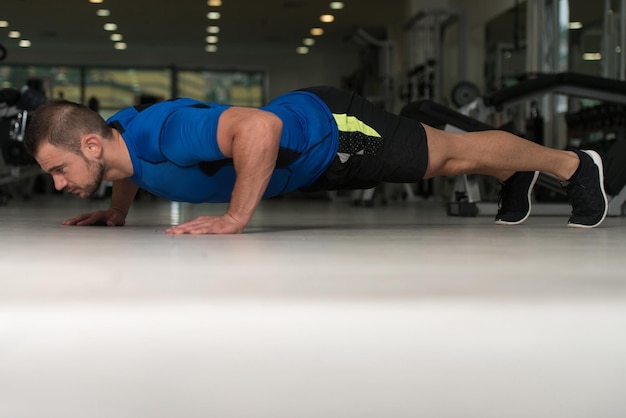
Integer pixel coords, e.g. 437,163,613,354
166,106,282,234
108,178,140,221
62,178,139,226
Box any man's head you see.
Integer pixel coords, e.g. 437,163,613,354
24,100,113,198
24,100,112,156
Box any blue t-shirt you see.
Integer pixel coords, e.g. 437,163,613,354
106,91,338,203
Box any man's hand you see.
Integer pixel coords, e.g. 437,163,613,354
62,208,126,227
165,213,245,235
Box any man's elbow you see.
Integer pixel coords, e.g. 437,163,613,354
260,111,283,141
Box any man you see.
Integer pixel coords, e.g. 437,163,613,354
24,86,607,234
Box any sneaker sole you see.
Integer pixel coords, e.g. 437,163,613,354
495,171,540,225
568,150,608,228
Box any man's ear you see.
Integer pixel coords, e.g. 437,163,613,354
81,134,103,159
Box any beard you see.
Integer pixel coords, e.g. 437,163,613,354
79,159,105,199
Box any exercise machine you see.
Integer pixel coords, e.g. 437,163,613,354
402,8,472,106
0,88,43,205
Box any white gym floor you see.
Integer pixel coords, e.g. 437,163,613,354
1,190,626,418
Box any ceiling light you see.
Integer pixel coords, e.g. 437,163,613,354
8,31,20,38
206,26,220,34
330,2,344,9
110,33,123,41
569,21,583,30
296,46,309,54
583,52,601,61
104,23,117,31
207,0,222,5
0,21,8,28
303,38,315,46
310,27,324,36
205,35,219,43
320,14,335,23
19,39,31,48
97,9,110,17
205,44,218,52
89,0,104,3
114,42,127,50
207,12,221,19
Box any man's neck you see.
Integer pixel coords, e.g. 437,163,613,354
103,129,134,181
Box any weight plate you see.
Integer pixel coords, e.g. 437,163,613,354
451,81,480,107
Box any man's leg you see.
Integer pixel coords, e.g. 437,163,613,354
421,124,608,228
421,124,578,181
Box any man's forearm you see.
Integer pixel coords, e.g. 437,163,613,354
110,178,139,217
227,157,276,227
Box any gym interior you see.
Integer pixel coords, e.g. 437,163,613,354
1,0,626,417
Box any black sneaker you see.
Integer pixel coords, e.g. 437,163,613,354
495,171,539,225
563,149,608,228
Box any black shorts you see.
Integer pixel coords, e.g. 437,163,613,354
300,87,429,191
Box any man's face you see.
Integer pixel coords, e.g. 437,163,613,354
35,141,104,199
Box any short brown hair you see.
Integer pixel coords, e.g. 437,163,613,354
24,100,113,156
